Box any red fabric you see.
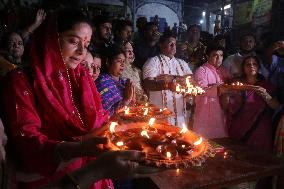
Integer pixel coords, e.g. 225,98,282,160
0,17,111,188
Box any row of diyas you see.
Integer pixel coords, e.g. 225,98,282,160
119,102,172,120
106,119,212,168
175,76,205,96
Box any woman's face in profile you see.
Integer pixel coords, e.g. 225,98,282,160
124,42,135,63
59,22,92,69
244,57,259,77
108,53,125,77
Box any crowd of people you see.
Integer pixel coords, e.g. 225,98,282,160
0,4,284,189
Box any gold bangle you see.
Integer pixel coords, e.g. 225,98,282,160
66,173,81,189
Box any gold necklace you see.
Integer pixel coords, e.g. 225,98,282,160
57,35,85,128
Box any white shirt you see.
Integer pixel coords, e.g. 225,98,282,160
223,52,269,79
143,54,192,128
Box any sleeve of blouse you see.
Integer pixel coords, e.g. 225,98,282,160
194,66,218,97
0,70,59,176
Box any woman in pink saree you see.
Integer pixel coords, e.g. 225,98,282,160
227,56,280,189
0,9,113,189
228,56,280,152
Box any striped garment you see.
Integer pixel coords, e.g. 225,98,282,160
95,73,126,116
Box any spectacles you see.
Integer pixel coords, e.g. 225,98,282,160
8,41,23,47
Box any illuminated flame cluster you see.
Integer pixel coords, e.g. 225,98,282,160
140,118,156,139
231,81,243,86
141,130,150,138
176,76,205,96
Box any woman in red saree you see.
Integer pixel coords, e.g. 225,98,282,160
0,9,113,189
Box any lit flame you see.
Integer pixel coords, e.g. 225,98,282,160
124,106,130,115
141,130,150,138
186,76,191,87
193,137,203,146
116,141,124,146
159,109,162,112
148,118,155,126
143,108,149,116
179,123,188,134
196,86,205,94
110,122,118,133
166,151,171,159
181,145,185,148
232,81,244,86
192,88,198,96
176,84,181,92
187,87,193,94
145,103,148,107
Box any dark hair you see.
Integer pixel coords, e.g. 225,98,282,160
115,40,133,49
136,17,147,28
159,31,176,44
57,9,92,33
92,52,101,59
240,33,256,42
144,22,158,31
241,55,264,80
114,20,132,32
188,24,201,32
0,31,23,50
94,15,112,28
213,34,226,42
205,44,224,55
102,44,125,72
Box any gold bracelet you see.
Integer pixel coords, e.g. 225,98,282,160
66,173,81,189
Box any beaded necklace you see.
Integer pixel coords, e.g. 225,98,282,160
57,35,85,128
158,55,187,126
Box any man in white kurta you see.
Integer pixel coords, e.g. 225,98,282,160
143,33,192,128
